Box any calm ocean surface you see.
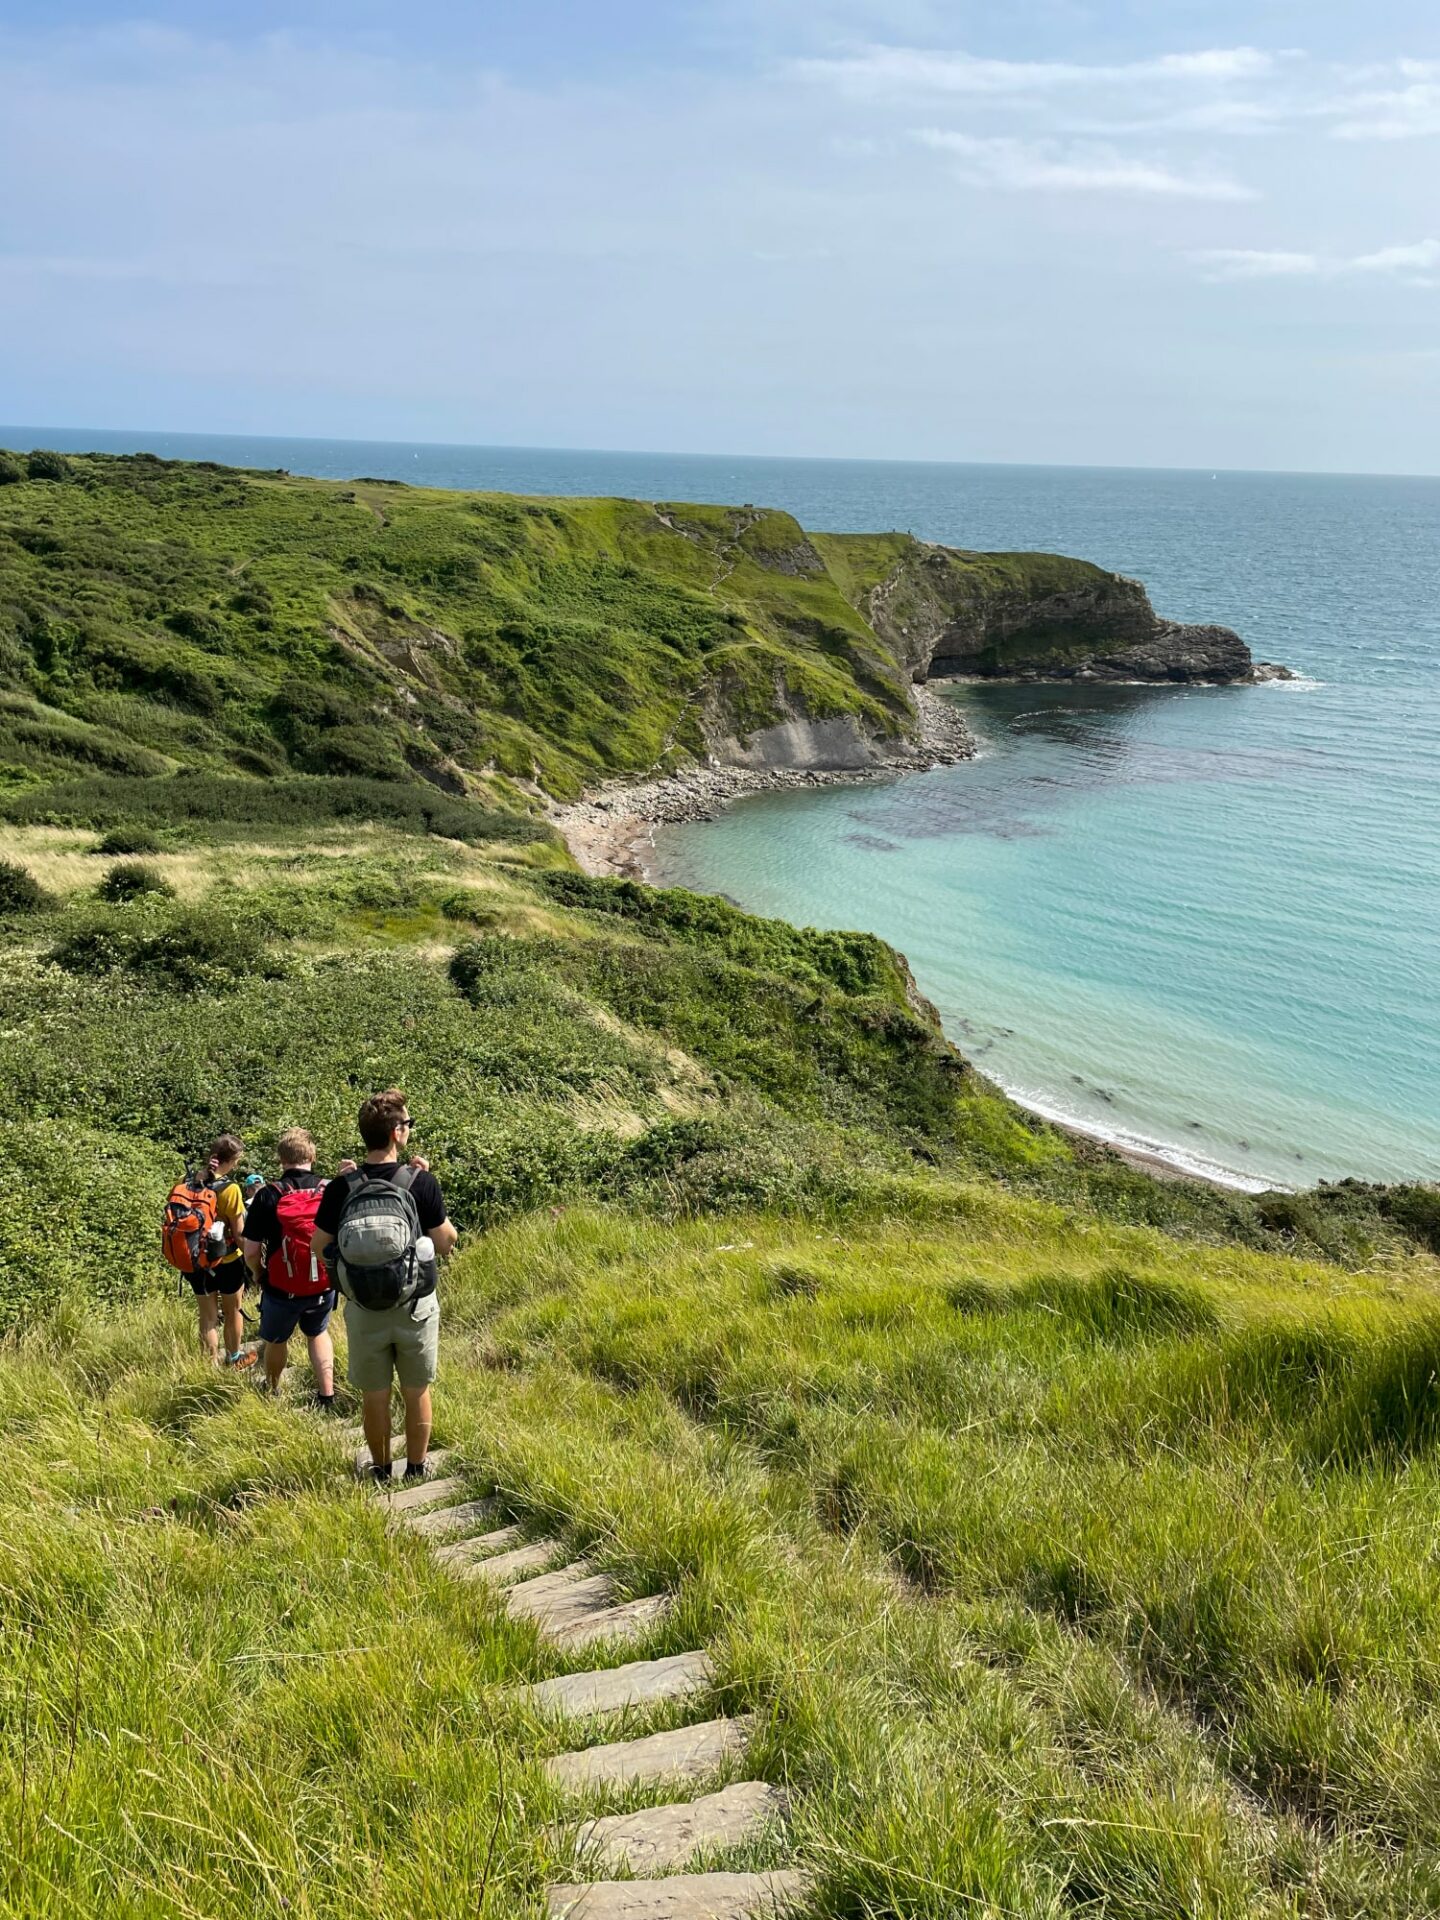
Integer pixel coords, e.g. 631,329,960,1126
11,425,1439,1189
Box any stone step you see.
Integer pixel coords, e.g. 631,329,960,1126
380,1474,466,1513
457,1538,564,1586
519,1651,713,1721
573,1780,786,1877
545,1870,809,1918
546,1717,752,1793
432,1526,523,1570
395,1496,500,1540
552,1594,670,1651
507,1567,607,1626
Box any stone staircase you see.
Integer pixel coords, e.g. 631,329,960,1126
342,1425,809,1918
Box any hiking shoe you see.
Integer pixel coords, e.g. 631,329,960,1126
314,1393,339,1415
402,1460,430,1481
223,1348,258,1372
369,1462,393,1485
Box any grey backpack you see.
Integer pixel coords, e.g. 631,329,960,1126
332,1167,426,1311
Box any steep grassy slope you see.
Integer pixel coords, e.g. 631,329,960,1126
6,1201,1440,1918
0,452,917,803
1,450,1196,820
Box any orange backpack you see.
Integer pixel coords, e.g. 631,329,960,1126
162,1169,224,1275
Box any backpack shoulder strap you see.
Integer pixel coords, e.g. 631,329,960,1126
392,1165,418,1194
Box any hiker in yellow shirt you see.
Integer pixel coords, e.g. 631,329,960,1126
194,1134,256,1369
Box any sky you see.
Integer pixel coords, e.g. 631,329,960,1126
2,3,1438,472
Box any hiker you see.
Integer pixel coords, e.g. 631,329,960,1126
311,1090,456,1481
242,1129,338,1410
162,1133,256,1369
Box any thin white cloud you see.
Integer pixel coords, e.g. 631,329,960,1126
1329,64,1440,141
918,130,1255,200
1188,248,1323,279
797,43,1277,97
1191,239,1440,281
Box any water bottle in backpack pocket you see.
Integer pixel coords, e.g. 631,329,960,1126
332,1167,433,1311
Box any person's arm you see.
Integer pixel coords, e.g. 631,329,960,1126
311,1227,334,1266
417,1174,457,1257
243,1235,265,1281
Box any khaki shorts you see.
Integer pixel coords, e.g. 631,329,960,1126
344,1291,439,1393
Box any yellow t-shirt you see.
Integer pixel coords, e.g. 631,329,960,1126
213,1178,246,1268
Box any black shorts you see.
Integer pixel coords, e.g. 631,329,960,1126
258,1284,337,1343
187,1260,247,1298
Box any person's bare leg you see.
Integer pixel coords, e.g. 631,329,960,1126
306,1329,334,1397
362,1388,394,1470
401,1384,432,1470
264,1339,287,1392
220,1290,245,1357
197,1292,220,1362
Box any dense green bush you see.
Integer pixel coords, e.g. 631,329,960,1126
0,857,47,914
535,871,912,1002
96,824,164,855
99,859,175,903
0,771,552,843
26,448,72,482
0,1117,173,1324
49,902,275,993
0,451,24,486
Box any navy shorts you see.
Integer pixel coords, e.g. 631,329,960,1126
259,1284,337,1343
187,1260,246,1298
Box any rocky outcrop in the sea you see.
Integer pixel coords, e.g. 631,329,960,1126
851,541,1290,686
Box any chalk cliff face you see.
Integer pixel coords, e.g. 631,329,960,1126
844,540,1287,687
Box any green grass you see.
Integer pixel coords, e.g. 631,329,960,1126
0,455,929,803
5,1201,1440,1917
0,458,1434,1912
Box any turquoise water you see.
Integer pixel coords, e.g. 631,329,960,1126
10,427,1438,1187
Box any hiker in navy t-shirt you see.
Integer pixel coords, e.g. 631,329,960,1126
243,1128,339,1410
312,1089,457,1480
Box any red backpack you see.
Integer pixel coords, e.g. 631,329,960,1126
267,1182,329,1296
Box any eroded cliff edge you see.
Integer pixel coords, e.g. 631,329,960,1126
815,532,1291,691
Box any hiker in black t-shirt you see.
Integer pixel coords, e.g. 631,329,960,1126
312,1089,457,1481
243,1128,339,1409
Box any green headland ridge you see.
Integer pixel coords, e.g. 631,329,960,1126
3,448,1437,1920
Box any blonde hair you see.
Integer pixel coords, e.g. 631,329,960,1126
276,1128,316,1169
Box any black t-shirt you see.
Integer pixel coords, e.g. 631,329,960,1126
312,1161,447,1238
245,1168,325,1263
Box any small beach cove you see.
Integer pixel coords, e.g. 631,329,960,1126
637,663,1440,1192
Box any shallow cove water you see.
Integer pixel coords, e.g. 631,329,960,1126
12,428,1439,1187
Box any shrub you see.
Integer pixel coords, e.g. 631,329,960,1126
0,858,47,914
0,451,24,486
96,824,164,856
26,448,72,482
50,903,274,992
164,608,228,649
0,772,551,844
99,860,175,903
0,1118,173,1325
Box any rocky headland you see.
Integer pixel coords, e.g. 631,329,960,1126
553,532,1288,877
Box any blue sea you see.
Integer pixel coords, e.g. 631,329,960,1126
10,425,1439,1189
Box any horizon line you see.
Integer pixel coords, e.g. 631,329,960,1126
2,419,1437,486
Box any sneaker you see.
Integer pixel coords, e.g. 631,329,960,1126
223,1349,258,1372
369,1461,393,1485
314,1393,339,1415
403,1460,429,1480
